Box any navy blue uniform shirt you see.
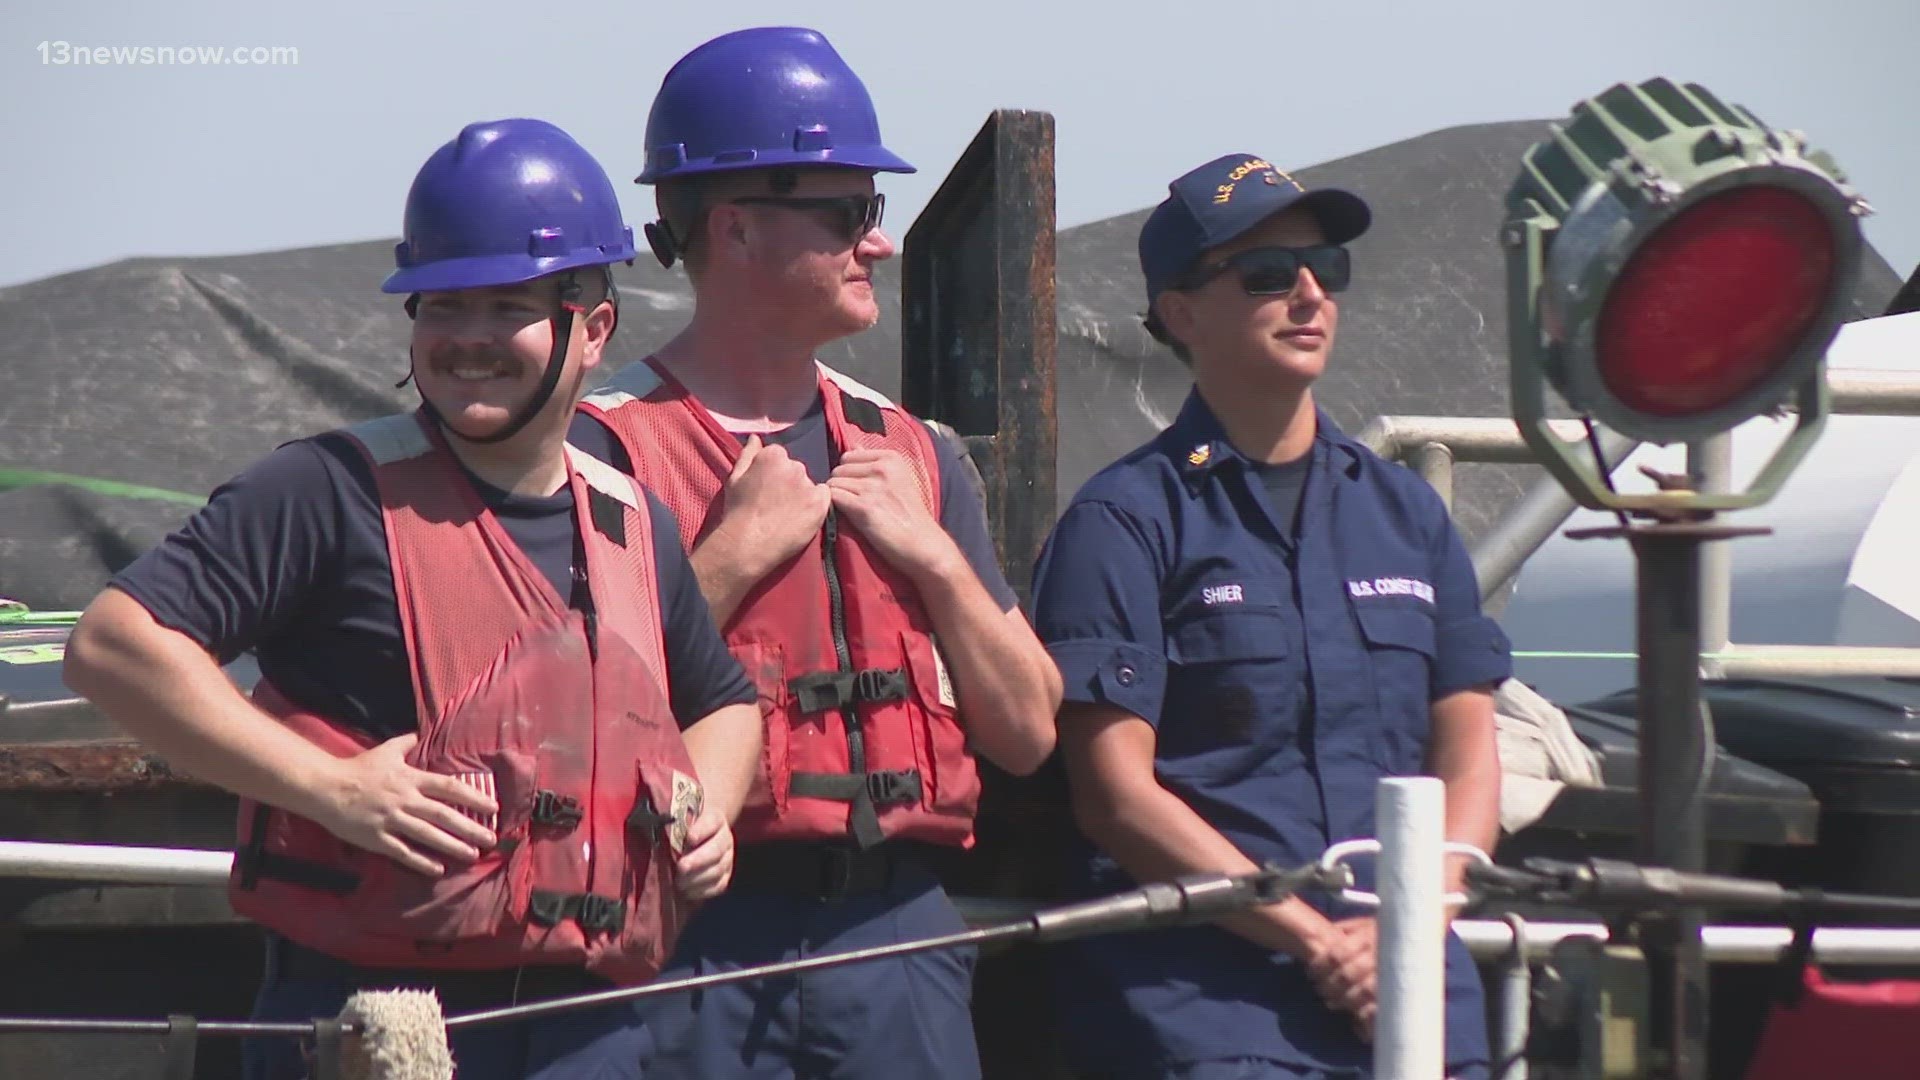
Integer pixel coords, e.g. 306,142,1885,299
1030,389,1511,1078
112,431,755,740
567,397,1018,613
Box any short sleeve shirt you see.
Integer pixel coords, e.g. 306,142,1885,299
1028,389,1511,1076
112,432,755,740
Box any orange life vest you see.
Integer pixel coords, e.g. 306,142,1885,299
227,410,702,986
578,358,979,851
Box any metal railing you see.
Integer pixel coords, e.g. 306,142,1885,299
0,840,231,885
12,822,1920,1079
1357,365,1920,680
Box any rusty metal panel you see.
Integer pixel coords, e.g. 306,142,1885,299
901,110,1058,608
0,741,210,795
899,110,1070,1079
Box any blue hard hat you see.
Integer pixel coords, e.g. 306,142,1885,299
383,118,637,295
637,26,915,184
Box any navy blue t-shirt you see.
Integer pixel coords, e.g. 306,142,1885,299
567,401,1019,613
111,432,755,740
1250,454,1311,539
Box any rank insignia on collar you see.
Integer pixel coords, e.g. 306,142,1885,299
1187,444,1212,467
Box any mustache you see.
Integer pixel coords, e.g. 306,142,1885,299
425,345,523,374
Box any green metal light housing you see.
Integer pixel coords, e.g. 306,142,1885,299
1505,78,1870,511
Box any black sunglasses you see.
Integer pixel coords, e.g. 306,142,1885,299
1179,244,1351,296
730,193,886,245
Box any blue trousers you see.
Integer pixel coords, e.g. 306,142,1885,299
240,943,651,1080
636,864,981,1080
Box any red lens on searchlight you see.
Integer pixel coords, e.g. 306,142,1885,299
1595,185,1837,419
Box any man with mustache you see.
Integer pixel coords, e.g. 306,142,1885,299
63,118,762,1080
567,26,1062,1080
1029,154,1507,1079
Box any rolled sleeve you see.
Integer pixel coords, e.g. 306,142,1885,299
1428,517,1514,696
1433,612,1513,696
1031,500,1170,727
1048,639,1168,726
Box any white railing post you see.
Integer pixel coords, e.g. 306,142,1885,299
1495,913,1532,1080
1376,776,1448,1080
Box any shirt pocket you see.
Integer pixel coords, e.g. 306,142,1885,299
1355,604,1437,772
1159,605,1301,775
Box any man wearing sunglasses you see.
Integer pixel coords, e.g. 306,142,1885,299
1029,154,1507,1079
568,26,1061,1080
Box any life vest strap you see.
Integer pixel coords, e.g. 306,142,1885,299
528,889,625,934
789,768,924,807
788,667,910,715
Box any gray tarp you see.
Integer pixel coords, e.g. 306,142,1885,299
1,120,1904,609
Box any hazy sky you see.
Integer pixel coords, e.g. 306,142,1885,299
5,0,1915,290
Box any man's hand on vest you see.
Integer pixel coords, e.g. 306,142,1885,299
308,732,500,878
711,434,832,579
673,799,735,901
826,449,961,583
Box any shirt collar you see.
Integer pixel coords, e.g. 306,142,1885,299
1167,387,1364,480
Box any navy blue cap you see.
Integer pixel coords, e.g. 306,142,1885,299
1139,153,1371,302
